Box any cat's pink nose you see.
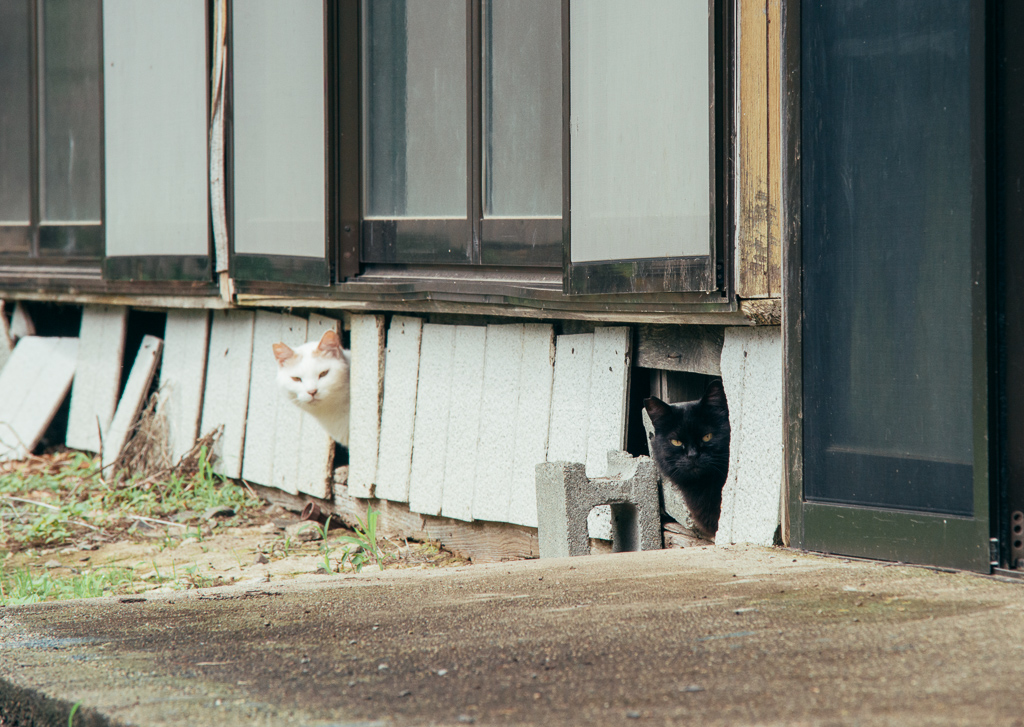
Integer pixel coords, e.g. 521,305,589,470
307,389,317,397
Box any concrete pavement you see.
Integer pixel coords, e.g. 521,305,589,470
2,544,1023,726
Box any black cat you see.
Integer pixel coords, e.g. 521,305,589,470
644,380,731,536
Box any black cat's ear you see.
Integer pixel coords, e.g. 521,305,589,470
644,397,672,425
701,379,728,411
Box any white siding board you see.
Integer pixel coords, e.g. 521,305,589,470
102,336,162,469
374,316,423,502
346,314,385,499
585,326,632,477
0,337,78,462
408,324,455,516
66,306,127,453
295,314,340,499
440,325,487,522
160,310,210,464
269,316,309,495
0,302,14,374
472,324,524,523
200,310,255,479
546,333,593,464
508,324,555,527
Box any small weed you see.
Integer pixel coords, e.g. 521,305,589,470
68,701,81,727
0,563,144,605
300,516,335,572
336,507,381,573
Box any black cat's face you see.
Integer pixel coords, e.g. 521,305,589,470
644,380,731,484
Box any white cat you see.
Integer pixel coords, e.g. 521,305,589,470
273,329,350,446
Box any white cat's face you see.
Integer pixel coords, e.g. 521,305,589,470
273,330,349,408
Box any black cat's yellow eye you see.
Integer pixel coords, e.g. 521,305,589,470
671,439,683,447
702,433,713,442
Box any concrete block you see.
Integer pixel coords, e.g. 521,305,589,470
473,324,525,522
375,316,423,502
716,326,783,546
347,314,385,498
200,309,255,479
536,451,662,558
586,326,631,478
66,305,127,453
508,324,555,528
409,323,455,516
440,325,487,522
160,309,210,464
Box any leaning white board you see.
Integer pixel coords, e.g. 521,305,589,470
200,309,255,479
294,313,340,499
0,337,79,462
346,314,385,499
440,325,487,522
102,335,163,470
160,309,210,464
408,323,455,516
508,323,555,528
66,305,127,453
374,316,423,503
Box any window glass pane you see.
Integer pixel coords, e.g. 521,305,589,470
801,0,975,515
40,0,102,223
482,0,561,218
569,0,710,263
232,0,326,258
0,0,32,225
103,0,209,259
363,0,467,219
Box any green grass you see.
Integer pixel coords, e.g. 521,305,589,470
0,563,148,605
0,448,258,551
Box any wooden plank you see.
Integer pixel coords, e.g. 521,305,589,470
736,0,771,299
160,309,210,464
0,337,78,462
635,324,723,375
472,324,524,523
374,316,423,502
440,325,487,522
585,327,632,478
66,305,127,452
295,313,340,499
346,314,386,499
507,324,554,528
102,335,163,470
408,323,455,516
200,309,255,479
767,0,782,297
0,302,16,373
255,479,540,563
546,333,593,464
9,303,35,340
269,315,308,495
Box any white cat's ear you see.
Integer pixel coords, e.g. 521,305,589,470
316,329,343,358
272,342,295,366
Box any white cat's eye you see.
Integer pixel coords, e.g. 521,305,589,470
318,371,328,379
670,439,683,447
702,433,713,442
291,376,301,382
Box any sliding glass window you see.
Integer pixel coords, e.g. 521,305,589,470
361,0,562,267
0,0,103,259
